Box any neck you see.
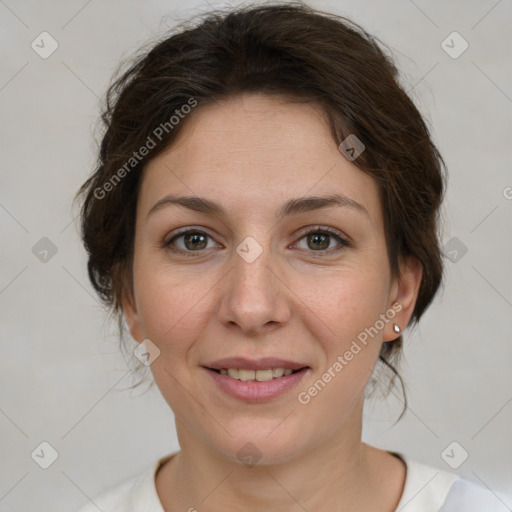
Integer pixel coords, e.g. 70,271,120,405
156,402,405,512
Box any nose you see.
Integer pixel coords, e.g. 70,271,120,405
217,238,291,335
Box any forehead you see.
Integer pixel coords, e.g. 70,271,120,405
139,94,382,227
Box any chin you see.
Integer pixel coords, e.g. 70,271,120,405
206,424,310,467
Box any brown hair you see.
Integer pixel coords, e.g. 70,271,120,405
76,2,447,410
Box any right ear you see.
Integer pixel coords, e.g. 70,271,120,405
121,288,144,344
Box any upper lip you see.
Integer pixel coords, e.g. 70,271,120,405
204,357,309,371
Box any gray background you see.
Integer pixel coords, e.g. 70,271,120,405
1,0,511,510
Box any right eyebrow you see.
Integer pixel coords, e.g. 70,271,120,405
146,193,370,221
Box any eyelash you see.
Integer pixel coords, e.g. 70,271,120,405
163,226,352,258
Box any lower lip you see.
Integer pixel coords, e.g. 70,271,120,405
204,367,310,402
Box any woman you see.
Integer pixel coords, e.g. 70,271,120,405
75,3,506,511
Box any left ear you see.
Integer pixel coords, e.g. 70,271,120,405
385,255,423,341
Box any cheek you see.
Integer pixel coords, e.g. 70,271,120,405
293,265,388,340
133,261,215,349
291,266,387,398
295,274,384,416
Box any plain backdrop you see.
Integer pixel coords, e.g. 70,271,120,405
1,0,511,510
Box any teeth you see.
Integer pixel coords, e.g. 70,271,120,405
217,368,299,381
227,368,239,379
255,369,273,381
239,369,255,381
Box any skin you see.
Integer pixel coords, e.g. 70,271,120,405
122,93,423,512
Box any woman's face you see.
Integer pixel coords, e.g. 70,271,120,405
123,93,421,465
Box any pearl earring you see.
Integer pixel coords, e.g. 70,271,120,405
393,323,401,333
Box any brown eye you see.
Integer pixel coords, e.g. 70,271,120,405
294,227,351,254
182,232,208,250
307,232,330,250
165,229,218,255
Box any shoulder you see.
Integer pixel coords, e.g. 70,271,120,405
75,453,176,512
394,454,509,512
439,478,511,512
76,475,139,512
395,455,458,511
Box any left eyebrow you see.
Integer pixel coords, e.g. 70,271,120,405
146,193,370,221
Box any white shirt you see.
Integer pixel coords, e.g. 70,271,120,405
76,451,509,511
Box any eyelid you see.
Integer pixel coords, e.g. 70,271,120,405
294,225,349,242
291,225,351,252
163,226,214,245
163,226,222,252
163,225,351,256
